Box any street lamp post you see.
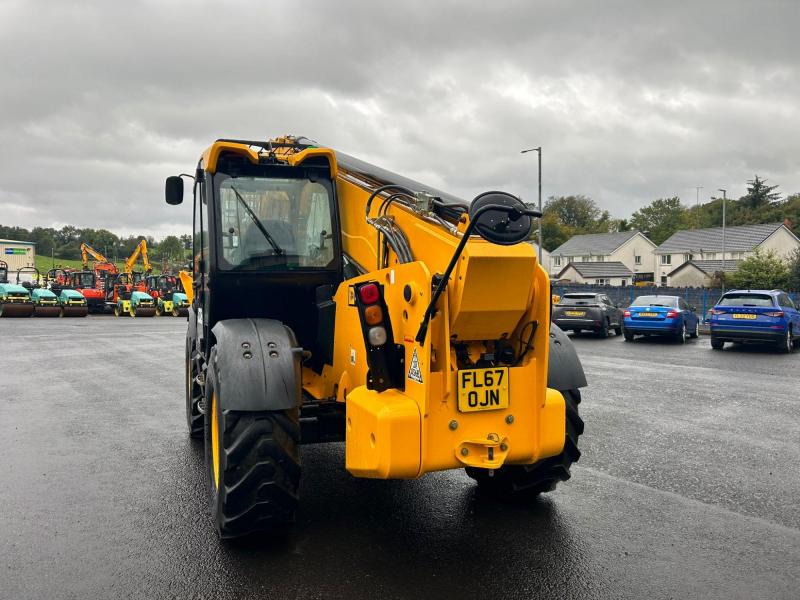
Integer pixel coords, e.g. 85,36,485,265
718,188,727,272
694,186,703,227
521,146,542,262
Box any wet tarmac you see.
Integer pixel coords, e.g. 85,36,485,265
1,318,798,599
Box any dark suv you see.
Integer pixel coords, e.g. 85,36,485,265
552,292,624,337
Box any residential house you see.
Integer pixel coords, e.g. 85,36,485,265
551,230,657,286
656,222,800,286
667,260,741,288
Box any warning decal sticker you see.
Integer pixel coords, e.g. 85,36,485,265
407,348,423,383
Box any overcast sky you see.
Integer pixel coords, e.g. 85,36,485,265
1,0,798,238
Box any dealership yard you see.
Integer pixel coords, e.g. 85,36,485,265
1,318,798,600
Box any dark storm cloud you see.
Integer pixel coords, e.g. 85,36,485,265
1,0,798,237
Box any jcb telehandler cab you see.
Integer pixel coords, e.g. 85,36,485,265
166,137,586,539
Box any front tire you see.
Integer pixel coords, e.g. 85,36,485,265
710,336,724,350
690,321,699,339
205,348,300,539
466,389,583,499
624,331,634,342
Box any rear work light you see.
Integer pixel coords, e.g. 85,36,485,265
763,311,784,318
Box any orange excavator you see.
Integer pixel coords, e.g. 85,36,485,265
76,242,118,311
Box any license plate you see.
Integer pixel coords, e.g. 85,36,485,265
732,313,757,320
564,310,586,317
457,367,509,413
639,312,658,317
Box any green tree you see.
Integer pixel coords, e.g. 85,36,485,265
787,248,800,291
540,212,571,251
728,249,790,289
741,175,781,211
629,197,689,244
544,195,607,231
158,235,184,261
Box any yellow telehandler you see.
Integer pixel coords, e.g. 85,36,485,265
166,136,586,538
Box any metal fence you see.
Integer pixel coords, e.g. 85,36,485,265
552,284,800,318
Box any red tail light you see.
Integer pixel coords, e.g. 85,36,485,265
763,311,784,318
709,308,723,315
358,283,380,304
623,310,631,317
666,310,679,318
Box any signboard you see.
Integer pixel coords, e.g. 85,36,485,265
4,248,28,255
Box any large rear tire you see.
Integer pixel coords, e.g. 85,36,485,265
466,389,583,499
205,347,300,539
186,340,204,439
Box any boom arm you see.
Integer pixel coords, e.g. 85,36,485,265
124,240,153,275
80,242,111,269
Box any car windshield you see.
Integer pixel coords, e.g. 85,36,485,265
631,295,678,308
560,294,598,305
216,174,335,271
718,294,774,307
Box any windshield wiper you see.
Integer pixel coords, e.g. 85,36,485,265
230,186,284,256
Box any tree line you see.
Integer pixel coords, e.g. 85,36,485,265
0,225,190,265
538,175,800,250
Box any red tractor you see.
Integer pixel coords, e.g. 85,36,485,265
65,270,106,313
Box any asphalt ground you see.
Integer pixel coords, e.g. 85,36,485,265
1,317,798,599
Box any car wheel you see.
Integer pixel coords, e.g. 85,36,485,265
614,321,623,336
710,336,724,350
623,331,634,342
690,320,699,339
677,322,687,344
779,328,794,353
598,319,609,338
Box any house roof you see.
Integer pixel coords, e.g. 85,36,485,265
656,223,788,253
551,230,645,257
557,261,633,279
667,259,741,277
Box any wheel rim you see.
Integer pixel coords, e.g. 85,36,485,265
681,324,686,342
787,330,792,352
694,322,699,337
211,391,220,490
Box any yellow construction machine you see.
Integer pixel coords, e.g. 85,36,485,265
166,137,586,539
123,239,153,283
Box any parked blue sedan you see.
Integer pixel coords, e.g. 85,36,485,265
709,289,800,353
623,295,700,343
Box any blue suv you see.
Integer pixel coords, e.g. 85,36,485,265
709,289,800,352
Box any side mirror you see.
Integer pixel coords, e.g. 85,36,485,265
165,176,184,205
468,191,538,245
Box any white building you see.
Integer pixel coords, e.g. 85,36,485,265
527,241,551,273
656,222,800,286
550,230,657,286
0,239,36,272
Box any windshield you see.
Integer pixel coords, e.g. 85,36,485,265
718,294,774,307
631,295,678,308
16,271,37,285
560,294,598,305
74,273,96,288
216,174,335,271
